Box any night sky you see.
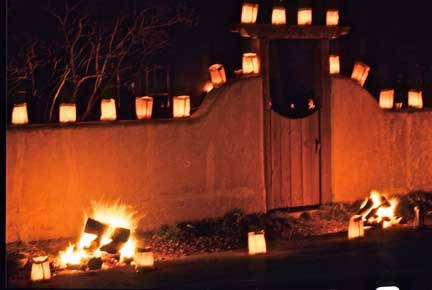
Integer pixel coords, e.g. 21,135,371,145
7,0,432,118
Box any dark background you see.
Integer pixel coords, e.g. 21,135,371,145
7,0,432,122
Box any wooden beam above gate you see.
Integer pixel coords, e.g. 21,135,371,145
231,24,350,40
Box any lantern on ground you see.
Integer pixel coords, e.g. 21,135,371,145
209,64,227,87
408,90,423,109
134,248,155,269
348,215,364,240
31,256,51,282
241,3,259,24
11,103,29,125
242,53,260,75
297,8,312,25
379,89,395,109
272,6,286,25
203,81,214,93
248,230,267,255
100,98,117,121
173,95,191,118
59,103,77,123
135,96,153,120
351,62,370,87
413,206,424,229
329,55,340,75
326,9,339,26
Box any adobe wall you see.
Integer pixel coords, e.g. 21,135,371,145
6,76,266,243
331,77,432,201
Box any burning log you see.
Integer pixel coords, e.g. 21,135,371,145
100,227,130,254
356,191,402,229
83,218,109,248
87,257,103,270
357,198,373,216
84,218,109,235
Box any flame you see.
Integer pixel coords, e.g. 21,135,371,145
58,201,139,268
119,239,136,260
359,190,401,228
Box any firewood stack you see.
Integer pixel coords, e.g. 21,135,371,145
357,192,403,228
61,218,133,271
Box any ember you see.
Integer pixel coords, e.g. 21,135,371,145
357,191,402,228
57,201,139,271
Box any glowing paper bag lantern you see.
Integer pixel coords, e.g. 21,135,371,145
348,215,364,240
408,90,423,109
329,55,340,75
248,230,267,255
351,62,370,87
134,248,155,269
100,98,117,121
203,81,214,93
241,3,259,24
297,8,312,25
272,6,286,25
173,95,191,118
31,256,51,282
135,96,153,120
59,103,77,123
379,89,394,109
242,53,260,75
11,102,29,125
209,64,227,87
326,9,339,26
413,206,424,229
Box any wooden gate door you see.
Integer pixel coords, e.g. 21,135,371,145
269,112,320,209
266,39,322,210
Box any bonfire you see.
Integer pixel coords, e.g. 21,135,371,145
56,201,141,271
357,191,403,229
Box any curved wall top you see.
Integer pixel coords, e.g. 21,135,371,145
6,76,266,242
331,77,432,201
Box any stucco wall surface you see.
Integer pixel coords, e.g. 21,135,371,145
331,77,432,201
6,76,265,243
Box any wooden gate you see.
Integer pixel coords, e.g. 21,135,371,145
265,39,323,210
268,112,320,209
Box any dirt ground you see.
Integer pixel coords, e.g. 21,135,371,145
7,227,432,289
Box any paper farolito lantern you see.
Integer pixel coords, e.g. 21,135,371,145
59,103,77,123
351,62,370,87
272,6,286,25
348,215,364,240
298,8,312,25
209,64,227,87
326,10,339,26
242,53,260,75
100,98,117,121
135,96,153,120
408,90,423,109
379,90,394,109
329,55,340,75
248,230,267,255
134,249,154,269
11,103,29,125
31,256,51,282
173,95,191,118
241,3,259,24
